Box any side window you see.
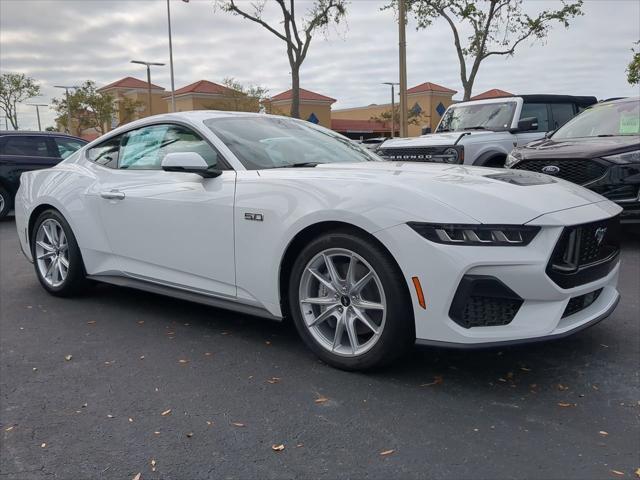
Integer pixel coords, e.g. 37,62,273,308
550,103,576,130
87,135,123,168
158,125,220,168
119,125,169,170
55,137,86,159
519,103,550,131
0,136,52,157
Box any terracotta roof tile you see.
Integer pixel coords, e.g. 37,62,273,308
470,89,514,100
271,88,336,103
170,80,236,97
406,82,457,95
98,76,164,91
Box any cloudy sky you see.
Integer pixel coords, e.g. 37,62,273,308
1,0,639,130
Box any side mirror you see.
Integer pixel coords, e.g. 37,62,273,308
161,152,221,178
513,116,539,133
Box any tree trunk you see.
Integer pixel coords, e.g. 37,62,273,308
290,64,301,119
463,83,473,101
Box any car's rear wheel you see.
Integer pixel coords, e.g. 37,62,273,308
31,209,87,296
0,187,11,219
288,230,414,370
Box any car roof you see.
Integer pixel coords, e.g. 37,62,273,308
0,130,87,141
452,94,598,107
596,96,639,106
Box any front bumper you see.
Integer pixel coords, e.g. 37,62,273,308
374,202,621,346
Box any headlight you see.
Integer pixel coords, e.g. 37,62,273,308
505,152,520,168
602,150,640,164
441,147,459,163
408,222,540,246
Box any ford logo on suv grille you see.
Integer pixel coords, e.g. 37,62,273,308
542,165,560,175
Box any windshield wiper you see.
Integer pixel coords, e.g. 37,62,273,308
271,162,322,169
464,126,487,130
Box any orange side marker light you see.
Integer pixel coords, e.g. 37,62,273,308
412,276,426,309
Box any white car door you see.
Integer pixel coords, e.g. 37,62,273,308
89,123,237,297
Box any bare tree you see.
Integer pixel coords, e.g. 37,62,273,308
0,73,41,130
390,0,584,100
215,0,347,118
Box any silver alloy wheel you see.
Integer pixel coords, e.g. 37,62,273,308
35,219,69,288
299,248,387,357
0,192,5,213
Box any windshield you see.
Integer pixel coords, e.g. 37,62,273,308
552,100,640,139
204,116,379,169
436,102,516,132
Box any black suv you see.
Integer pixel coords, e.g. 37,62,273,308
0,131,87,218
506,97,640,224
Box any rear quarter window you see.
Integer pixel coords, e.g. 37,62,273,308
0,136,53,157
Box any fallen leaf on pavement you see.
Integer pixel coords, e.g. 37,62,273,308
40,443,46,448
32,367,37,372
5,426,14,432
265,341,272,345
151,459,156,472
154,431,160,435
107,414,114,418
420,376,443,387
161,409,172,416
380,449,395,456
206,421,213,426
232,422,245,427
272,444,285,452
139,356,145,360
314,396,329,404
611,470,624,476
178,359,189,364
267,377,281,384
64,355,72,361
204,352,213,357
296,443,304,448
132,474,141,480
557,402,575,407
599,431,609,436
557,384,569,391
87,321,96,325
129,418,133,423
520,366,531,372
186,432,193,438
137,321,144,325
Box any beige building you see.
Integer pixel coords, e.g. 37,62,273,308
332,82,457,137
266,88,336,129
97,76,168,127
166,80,259,112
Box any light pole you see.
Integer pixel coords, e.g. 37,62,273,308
27,103,48,131
398,0,408,137
382,82,399,138
167,0,189,112
130,60,165,116
54,85,79,134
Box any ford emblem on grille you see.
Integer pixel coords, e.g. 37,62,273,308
594,226,607,246
542,165,560,174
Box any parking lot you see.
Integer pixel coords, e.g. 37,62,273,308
1,216,638,479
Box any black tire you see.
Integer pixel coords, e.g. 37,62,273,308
0,186,11,219
30,209,88,296
287,230,414,371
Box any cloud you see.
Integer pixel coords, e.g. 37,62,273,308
1,0,638,130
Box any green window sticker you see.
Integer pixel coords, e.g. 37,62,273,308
619,112,640,134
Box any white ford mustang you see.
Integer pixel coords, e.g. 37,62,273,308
15,111,622,370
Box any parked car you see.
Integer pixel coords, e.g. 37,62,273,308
360,137,388,150
506,97,640,224
376,95,597,167
15,111,621,370
0,131,87,218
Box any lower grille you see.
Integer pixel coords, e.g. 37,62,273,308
562,289,602,318
459,296,523,328
449,275,523,329
512,159,606,185
547,216,620,288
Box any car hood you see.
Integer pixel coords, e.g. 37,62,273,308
516,135,640,159
380,130,498,148
260,162,607,225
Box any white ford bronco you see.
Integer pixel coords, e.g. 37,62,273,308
376,95,596,168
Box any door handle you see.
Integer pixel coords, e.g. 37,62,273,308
100,190,125,200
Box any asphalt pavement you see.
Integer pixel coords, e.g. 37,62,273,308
1,216,639,479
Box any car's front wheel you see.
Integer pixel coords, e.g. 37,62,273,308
0,186,11,219
288,230,414,370
31,209,87,296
